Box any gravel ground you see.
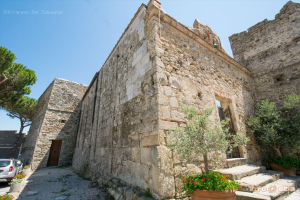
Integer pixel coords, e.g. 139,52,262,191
16,166,111,200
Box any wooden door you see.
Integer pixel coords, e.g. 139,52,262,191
47,140,62,166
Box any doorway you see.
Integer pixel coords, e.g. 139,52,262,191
216,99,240,158
47,140,62,166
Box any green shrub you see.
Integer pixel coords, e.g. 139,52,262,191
248,94,300,157
268,156,300,169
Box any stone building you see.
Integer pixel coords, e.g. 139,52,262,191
230,1,300,107
72,0,260,199
21,0,300,199
20,78,87,169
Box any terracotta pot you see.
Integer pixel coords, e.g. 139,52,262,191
269,162,296,176
9,181,23,192
190,189,236,200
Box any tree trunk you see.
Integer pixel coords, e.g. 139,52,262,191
272,146,282,157
204,151,210,172
7,123,25,158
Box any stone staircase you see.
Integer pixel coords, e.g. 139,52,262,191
217,164,300,200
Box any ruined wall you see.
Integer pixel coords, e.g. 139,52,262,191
72,1,259,199
229,1,300,106
21,78,87,169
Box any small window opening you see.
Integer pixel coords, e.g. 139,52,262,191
60,120,66,124
273,74,284,83
198,91,203,100
213,39,219,49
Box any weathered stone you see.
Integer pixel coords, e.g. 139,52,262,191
166,65,173,73
141,147,151,165
164,86,174,96
158,121,178,130
141,135,159,147
169,97,178,108
217,165,266,180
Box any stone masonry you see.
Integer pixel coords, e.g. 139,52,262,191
21,78,87,169
229,1,300,107
21,0,300,199
72,0,260,199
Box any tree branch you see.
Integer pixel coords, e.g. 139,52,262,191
0,73,8,85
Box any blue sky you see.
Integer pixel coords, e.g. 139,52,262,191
0,0,298,133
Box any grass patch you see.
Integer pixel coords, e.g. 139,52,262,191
62,174,72,178
60,188,68,193
62,193,71,197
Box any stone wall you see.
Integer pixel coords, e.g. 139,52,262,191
72,0,259,199
72,1,160,197
21,78,87,169
154,2,260,198
229,1,300,106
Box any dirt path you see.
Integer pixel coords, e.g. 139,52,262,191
16,166,111,200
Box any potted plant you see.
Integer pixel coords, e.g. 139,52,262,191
0,194,14,200
268,157,300,176
23,165,31,176
169,104,249,199
182,172,242,200
248,94,300,175
9,173,26,193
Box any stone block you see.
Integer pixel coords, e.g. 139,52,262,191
139,30,145,41
141,135,159,147
150,146,173,169
132,52,143,67
164,86,174,96
158,93,169,105
170,77,181,89
141,147,151,165
169,97,178,108
131,162,150,190
171,110,185,122
160,106,170,120
155,56,165,69
134,41,147,58
158,120,178,130
158,73,168,86
132,148,141,163
151,165,175,199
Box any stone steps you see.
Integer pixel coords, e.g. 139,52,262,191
236,174,300,200
284,188,300,200
226,158,247,168
237,171,284,192
253,177,300,200
218,164,266,180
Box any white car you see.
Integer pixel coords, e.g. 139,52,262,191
15,159,23,174
0,159,18,183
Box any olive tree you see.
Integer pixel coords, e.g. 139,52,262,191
247,94,300,157
168,104,249,172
